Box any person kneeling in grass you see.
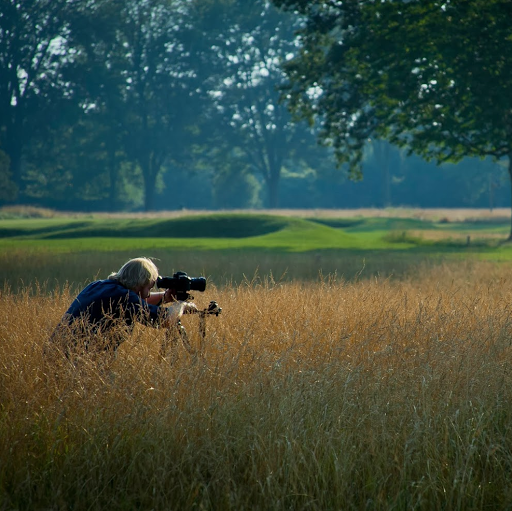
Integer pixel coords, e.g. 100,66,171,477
49,257,197,360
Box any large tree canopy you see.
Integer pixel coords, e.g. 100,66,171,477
274,0,512,236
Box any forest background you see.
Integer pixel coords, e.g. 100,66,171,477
1,0,510,215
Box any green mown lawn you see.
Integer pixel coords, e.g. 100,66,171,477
1,212,512,290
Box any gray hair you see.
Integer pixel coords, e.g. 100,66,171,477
108,257,159,290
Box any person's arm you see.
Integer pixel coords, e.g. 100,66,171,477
146,288,177,306
126,288,197,327
165,301,198,323
146,291,165,306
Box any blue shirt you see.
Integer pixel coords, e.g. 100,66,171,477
64,279,163,331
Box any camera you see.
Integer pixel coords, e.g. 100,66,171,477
156,271,206,301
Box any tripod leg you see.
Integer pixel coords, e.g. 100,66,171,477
198,311,206,355
179,323,196,356
161,322,182,364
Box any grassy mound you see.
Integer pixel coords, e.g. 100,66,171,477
0,214,291,240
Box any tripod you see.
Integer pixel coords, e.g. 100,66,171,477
160,300,221,363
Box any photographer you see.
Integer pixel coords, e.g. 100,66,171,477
51,257,197,357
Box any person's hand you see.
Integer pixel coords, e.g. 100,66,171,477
164,301,198,327
164,288,178,303
182,302,198,314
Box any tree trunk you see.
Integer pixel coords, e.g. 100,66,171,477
143,152,161,212
144,177,156,212
6,136,23,199
375,140,391,207
267,171,280,208
383,142,390,207
136,145,159,212
107,145,119,211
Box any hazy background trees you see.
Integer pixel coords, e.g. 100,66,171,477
274,0,512,226
0,0,77,200
0,0,510,212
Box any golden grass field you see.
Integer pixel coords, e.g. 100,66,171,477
2,260,512,509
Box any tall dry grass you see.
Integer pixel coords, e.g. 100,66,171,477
2,262,512,510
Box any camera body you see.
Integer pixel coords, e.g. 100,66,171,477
157,271,206,301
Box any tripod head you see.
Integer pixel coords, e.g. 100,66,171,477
203,300,222,316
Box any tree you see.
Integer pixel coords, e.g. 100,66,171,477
62,0,132,210
67,0,214,211
272,0,371,178
208,0,322,208
0,0,77,197
275,0,512,237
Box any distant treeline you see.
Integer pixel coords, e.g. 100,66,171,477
1,0,509,213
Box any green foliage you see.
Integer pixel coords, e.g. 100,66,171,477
354,0,512,164
278,0,512,166
67,0,214,211
211,164,263,209
4,0,512,214
275,0,512,233
204,0,323,208
0,0,76,196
